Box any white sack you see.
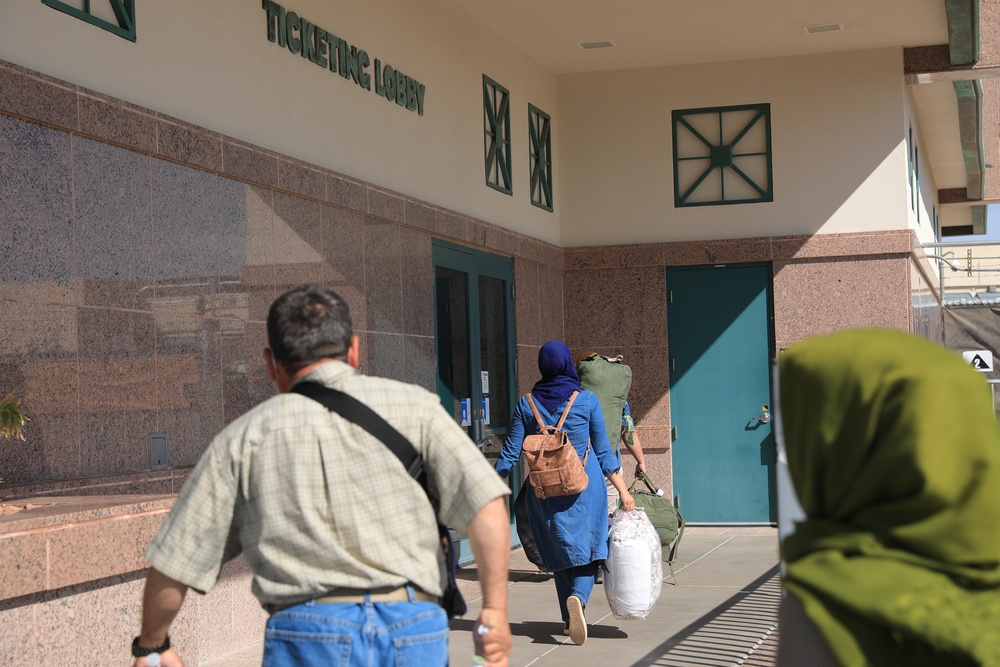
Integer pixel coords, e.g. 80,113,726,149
604,508,663,620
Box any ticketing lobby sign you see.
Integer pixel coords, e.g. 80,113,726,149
262,1,428,115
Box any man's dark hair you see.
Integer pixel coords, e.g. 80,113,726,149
267,285,353,372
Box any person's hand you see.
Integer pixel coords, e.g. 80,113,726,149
134,647,184,667
620,490,635,512
635,461,647,477
473,607,511,666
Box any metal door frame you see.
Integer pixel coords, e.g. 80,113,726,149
432,239,519,558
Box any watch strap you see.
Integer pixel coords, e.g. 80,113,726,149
132,635,170,657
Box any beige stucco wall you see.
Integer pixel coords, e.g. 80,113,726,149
0,0,562,243
557,48,912,246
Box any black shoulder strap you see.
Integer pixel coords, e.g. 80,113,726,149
290,381,428,493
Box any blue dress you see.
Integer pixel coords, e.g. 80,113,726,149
495,390,621,571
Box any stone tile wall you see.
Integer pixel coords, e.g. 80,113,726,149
564,230,917,497
0,496,266,666
0,59,563,492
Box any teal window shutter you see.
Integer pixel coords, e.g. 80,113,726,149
672,103,772,207
43,0,136,42
483,75,512,195
529,104,553,212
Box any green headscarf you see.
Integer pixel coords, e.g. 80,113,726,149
779,329,1000,666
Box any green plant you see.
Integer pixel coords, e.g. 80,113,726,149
0,392,29,441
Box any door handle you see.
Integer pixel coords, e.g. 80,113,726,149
751,406,770,424
472,417,488,452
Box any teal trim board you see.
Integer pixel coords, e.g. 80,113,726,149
667,264,776,523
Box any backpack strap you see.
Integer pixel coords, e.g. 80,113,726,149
557,392,589,465
525,393,551,429
525,391,579,429
524,392,588,463
554,391,578,430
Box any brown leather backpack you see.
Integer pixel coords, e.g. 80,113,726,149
522,391,589,499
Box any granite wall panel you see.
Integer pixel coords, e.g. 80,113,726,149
73,137,152,310
513,259,541,347
156,116,223,172
0,115,74,290
536,262,565,345
399,227,434,337
365,332,406,382
0,301,79,484
78,93,157,154
221,321,273,428
0,599,35,667
773,255,910,347
563,265,665,349
322,205,367,332
0,64,78,129
404,335,437,394
152,158,221,300
364,218,403,334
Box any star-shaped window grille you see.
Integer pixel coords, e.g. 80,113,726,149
672,103,772,207
43,0,135,41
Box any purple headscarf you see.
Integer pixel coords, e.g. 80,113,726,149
531,340,581,413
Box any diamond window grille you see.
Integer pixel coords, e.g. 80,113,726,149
529,104,553,211
483,75,512,195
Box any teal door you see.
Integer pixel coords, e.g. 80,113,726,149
432,240,518,561
667,264,775,523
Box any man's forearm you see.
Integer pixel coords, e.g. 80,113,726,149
139,568,188,645
623,430,646,469
466,497,510,610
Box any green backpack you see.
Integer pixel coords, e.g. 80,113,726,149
622,471,685,584
577,354,632,453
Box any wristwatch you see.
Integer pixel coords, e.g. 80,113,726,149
131,635,170,657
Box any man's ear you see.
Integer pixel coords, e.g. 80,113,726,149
347,336,361,369
263,348,279,382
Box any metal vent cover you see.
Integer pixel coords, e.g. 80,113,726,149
578,40,616,50
802,22,844,34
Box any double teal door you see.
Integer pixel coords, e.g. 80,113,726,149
432,240,518,561
667,264,776,523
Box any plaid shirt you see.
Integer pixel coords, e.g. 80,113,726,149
145,360,510,605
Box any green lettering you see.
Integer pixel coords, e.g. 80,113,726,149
263,0,279,43
416,83,426,115
277,4,286,47
406,77,417,111
358,50,371,90
314,28,328,68
301,20,315,62
395,70,406,106
339,40,348,77
285,11,301,55
374,59,385,96
326,33,341,72
384,64,396,99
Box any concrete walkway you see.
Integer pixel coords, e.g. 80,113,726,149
204,526,781,667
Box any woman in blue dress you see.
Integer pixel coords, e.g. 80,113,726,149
495,340,635,646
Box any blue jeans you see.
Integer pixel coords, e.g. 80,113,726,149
554,562,598,624
262,587,449,667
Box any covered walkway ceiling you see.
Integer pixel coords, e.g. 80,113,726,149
454,0,999,234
